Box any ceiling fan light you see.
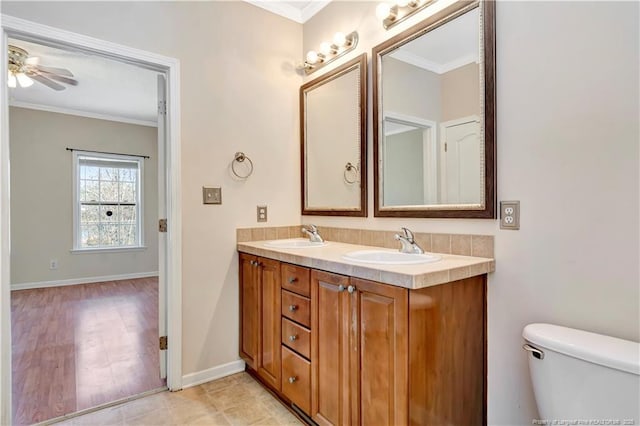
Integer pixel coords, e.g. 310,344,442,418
16,72,33,88
7,71,16,88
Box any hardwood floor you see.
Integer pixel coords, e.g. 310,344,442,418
11,277,165,425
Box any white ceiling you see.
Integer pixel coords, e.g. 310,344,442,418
8,38,159,126
389,8,479,74
243,0,331,23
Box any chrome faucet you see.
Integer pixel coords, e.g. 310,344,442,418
301,224,324,243
394,227,424,254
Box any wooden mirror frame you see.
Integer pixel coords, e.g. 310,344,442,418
301,53,368,217
372,0,496,218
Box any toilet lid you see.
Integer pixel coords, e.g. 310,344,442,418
523,323,640,375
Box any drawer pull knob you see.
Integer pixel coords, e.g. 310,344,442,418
338,285,345,292
288,376,297,384
347,285,356,294
288,305,298,312
288,335,298,342
288,277,298,284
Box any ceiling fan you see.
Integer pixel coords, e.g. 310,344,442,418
8,44,78,91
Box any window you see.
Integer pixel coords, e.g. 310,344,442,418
73,151,144,250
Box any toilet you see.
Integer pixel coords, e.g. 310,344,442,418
523,323,640,422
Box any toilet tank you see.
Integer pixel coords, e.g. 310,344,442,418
523,323,640,424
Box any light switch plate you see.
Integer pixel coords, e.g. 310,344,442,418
203,187,222,204
257,205,268,223
500,200,520,230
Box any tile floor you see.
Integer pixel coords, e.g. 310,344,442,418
53,372,303,425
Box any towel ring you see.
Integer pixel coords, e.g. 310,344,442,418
343,162,358,184
232,152,254,179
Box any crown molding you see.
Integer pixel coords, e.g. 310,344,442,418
9,100,158,127
390,50,478,75
300,1,332,22
244,0,331,24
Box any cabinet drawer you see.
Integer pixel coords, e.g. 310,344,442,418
281,346,311,414
282,290,311,328
281,317,310,359
281,264,310,297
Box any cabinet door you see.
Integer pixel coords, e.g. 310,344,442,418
239,253,259,370
257,258,281,390
351,278,409,426
311,270,352,426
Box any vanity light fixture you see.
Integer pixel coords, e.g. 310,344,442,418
376,0,436,30
302,31,358,75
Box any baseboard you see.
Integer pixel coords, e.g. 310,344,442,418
181,360,246,389
11,271,159,291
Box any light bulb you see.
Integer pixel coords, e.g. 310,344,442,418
397,0,410,7
376,3,393,20
16,73,33,88
333,32,347,47
7,72,16,88
306,50,319,65
319,42,333,56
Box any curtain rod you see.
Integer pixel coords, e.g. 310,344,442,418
65,148,150,159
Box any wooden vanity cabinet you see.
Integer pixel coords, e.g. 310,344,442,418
310,271,408,426
310,271,352,426
239,254,486,425
239,253,259,370
238,253,282,390
352,277,409,426
408,274,486,425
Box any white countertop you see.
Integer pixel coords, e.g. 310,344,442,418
237,239,494,290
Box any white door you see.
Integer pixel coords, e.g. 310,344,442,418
440,116,481,204
157,74,167,379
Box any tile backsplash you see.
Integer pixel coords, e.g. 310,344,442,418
236,225,494,258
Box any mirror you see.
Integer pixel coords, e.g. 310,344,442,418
373,1,495,218
301,53,367,216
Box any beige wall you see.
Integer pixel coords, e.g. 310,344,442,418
9,107,158,284
304,1,639,424
2,1,303,376
441,62,480,122
383,58,479,123
384,129,425,205
382,56,441,121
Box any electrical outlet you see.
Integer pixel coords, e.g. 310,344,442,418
500,201,520,230
203,187,222,204
50,259,58,270
257,205,268,223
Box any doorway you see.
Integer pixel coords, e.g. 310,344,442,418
0,15,182,425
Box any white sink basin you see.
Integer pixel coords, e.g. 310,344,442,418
263,238,327,249
341,250,441,265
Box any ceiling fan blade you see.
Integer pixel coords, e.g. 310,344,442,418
34,65,74,77
37,70,78,86
29,73,65,91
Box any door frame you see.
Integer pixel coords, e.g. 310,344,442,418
381,111,437,206
0,15,183,424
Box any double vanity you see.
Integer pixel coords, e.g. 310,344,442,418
238,0,497,423
237,226,494,425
